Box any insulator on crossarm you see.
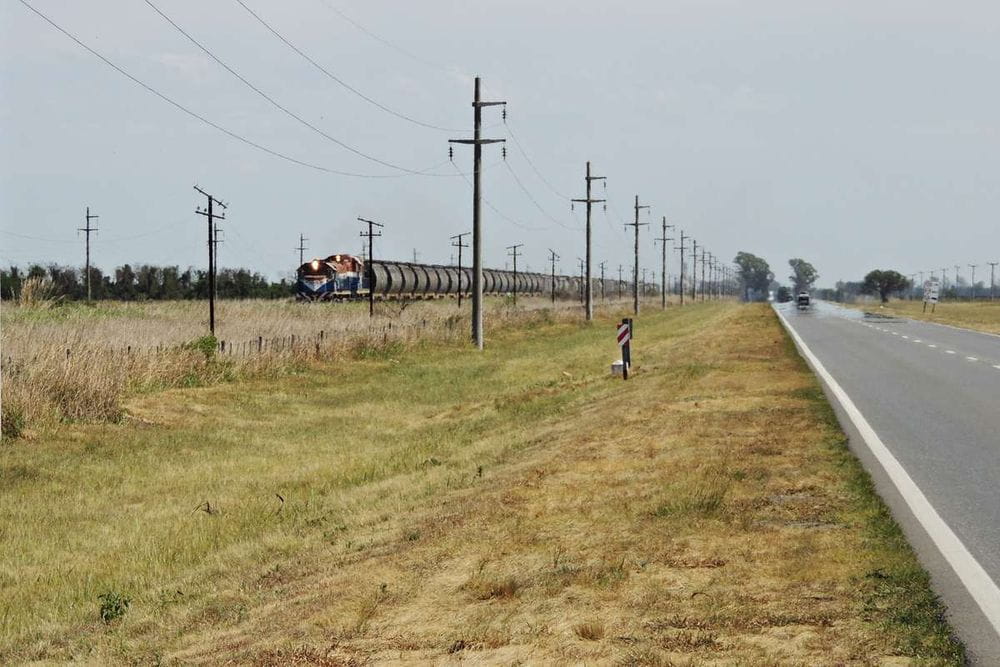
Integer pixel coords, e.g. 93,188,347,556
502,107,507,122
448,146,453,161
571,202,575,212
603,204,607,212
502,146,506,160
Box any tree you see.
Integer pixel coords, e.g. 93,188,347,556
861,270,910,303
734,252,773,301
788,258,819,293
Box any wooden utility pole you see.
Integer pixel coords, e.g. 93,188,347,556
571,161,606,321
625,196,649,314
449,76,506,350
79,207,99,302
507,244,523,305
548,248,559,304
358,217,383,317
194,185,226,336
295,233,309,266
655,216,675,309
451,232,469,308
675,230,686,306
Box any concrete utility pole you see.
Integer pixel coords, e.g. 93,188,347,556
449,76,506,350
700,249,707,302
655,216,675,309
617,264,623,300
358,217,383,318
989,261,998,301
690,240,698,302
599,260,607,302
79,207,99,302
295,233,308,266
548,248,559,304
450,232,469,308
626,195,650,314
571,161,606,321
507,244,523,305
675,230,687,306
969,264,978,300
194,185,226,336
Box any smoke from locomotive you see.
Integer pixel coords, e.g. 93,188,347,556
295,254,645,301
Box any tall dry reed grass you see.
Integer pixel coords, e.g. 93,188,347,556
1,296,643,437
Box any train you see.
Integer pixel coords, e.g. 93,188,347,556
295,254,652,301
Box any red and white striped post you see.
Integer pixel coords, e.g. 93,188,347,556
617,318,632,380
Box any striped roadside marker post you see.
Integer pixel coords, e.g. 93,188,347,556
617,318,632,380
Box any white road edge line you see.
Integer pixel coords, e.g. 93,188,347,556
966,357,979,362
773,306,1000,637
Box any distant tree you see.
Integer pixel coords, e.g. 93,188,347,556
734,251,773,301
788,258,819,293
861,270,911,303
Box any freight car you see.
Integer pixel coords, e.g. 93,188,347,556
295,254,642,302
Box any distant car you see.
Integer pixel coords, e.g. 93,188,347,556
796,292,810,310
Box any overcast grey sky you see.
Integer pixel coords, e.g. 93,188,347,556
2,0,998,286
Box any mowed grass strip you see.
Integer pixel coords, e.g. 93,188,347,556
0,304,962,664
856,299,1000,334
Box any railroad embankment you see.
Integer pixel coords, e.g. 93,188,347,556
0,303,962,663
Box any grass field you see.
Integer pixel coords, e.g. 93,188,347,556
855,299,1000,334
0,302,961,664
0,295,642,437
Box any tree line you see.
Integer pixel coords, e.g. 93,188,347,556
1,264,291,301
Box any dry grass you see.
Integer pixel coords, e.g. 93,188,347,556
0,295,651,438
0,302,961,664
855,298,1000,334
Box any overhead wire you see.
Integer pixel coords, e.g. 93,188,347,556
503,119,574,201
232,0,462,133
450,162,545,232
502,160,581,231
315,0,462,76
143,0,453,176
16,0,441,179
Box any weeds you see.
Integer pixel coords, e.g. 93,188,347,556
98,591,130,624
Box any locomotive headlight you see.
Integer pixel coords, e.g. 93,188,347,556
335,255,340,261
311,260,319,270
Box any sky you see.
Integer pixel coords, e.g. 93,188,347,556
1,0,998,287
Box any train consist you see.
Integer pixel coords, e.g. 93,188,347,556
295,254,647,301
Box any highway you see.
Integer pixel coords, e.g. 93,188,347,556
774,301,1000,663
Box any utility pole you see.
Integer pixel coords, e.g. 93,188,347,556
675,230,686,306
690,240,698,302
450,232,469,308
701,248,707,302
194,185,226,336
412,248,420,263
449,76,506,350
626,195,650,314
969,264,978,300
599,260,607,302
655,216,675,309
79,207,99,302
989,261,998,301
507,244,523,305
617,264,623,300
295,233,309,266
548,249,560,304
641,268,648,298
358,217,383,317
571,161,606,321
577,258,585,303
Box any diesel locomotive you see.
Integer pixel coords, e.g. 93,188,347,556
295,254,643,301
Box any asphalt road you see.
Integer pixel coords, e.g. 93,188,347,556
774,301,1000,663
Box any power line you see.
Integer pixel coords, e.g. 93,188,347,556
17,0,426,180
143,0,446,176
504,118,573,200
503,160,581,231
450,161,545,232
233,0,462,132
316,0,460,76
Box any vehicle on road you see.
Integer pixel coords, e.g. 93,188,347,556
796,291,811,310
